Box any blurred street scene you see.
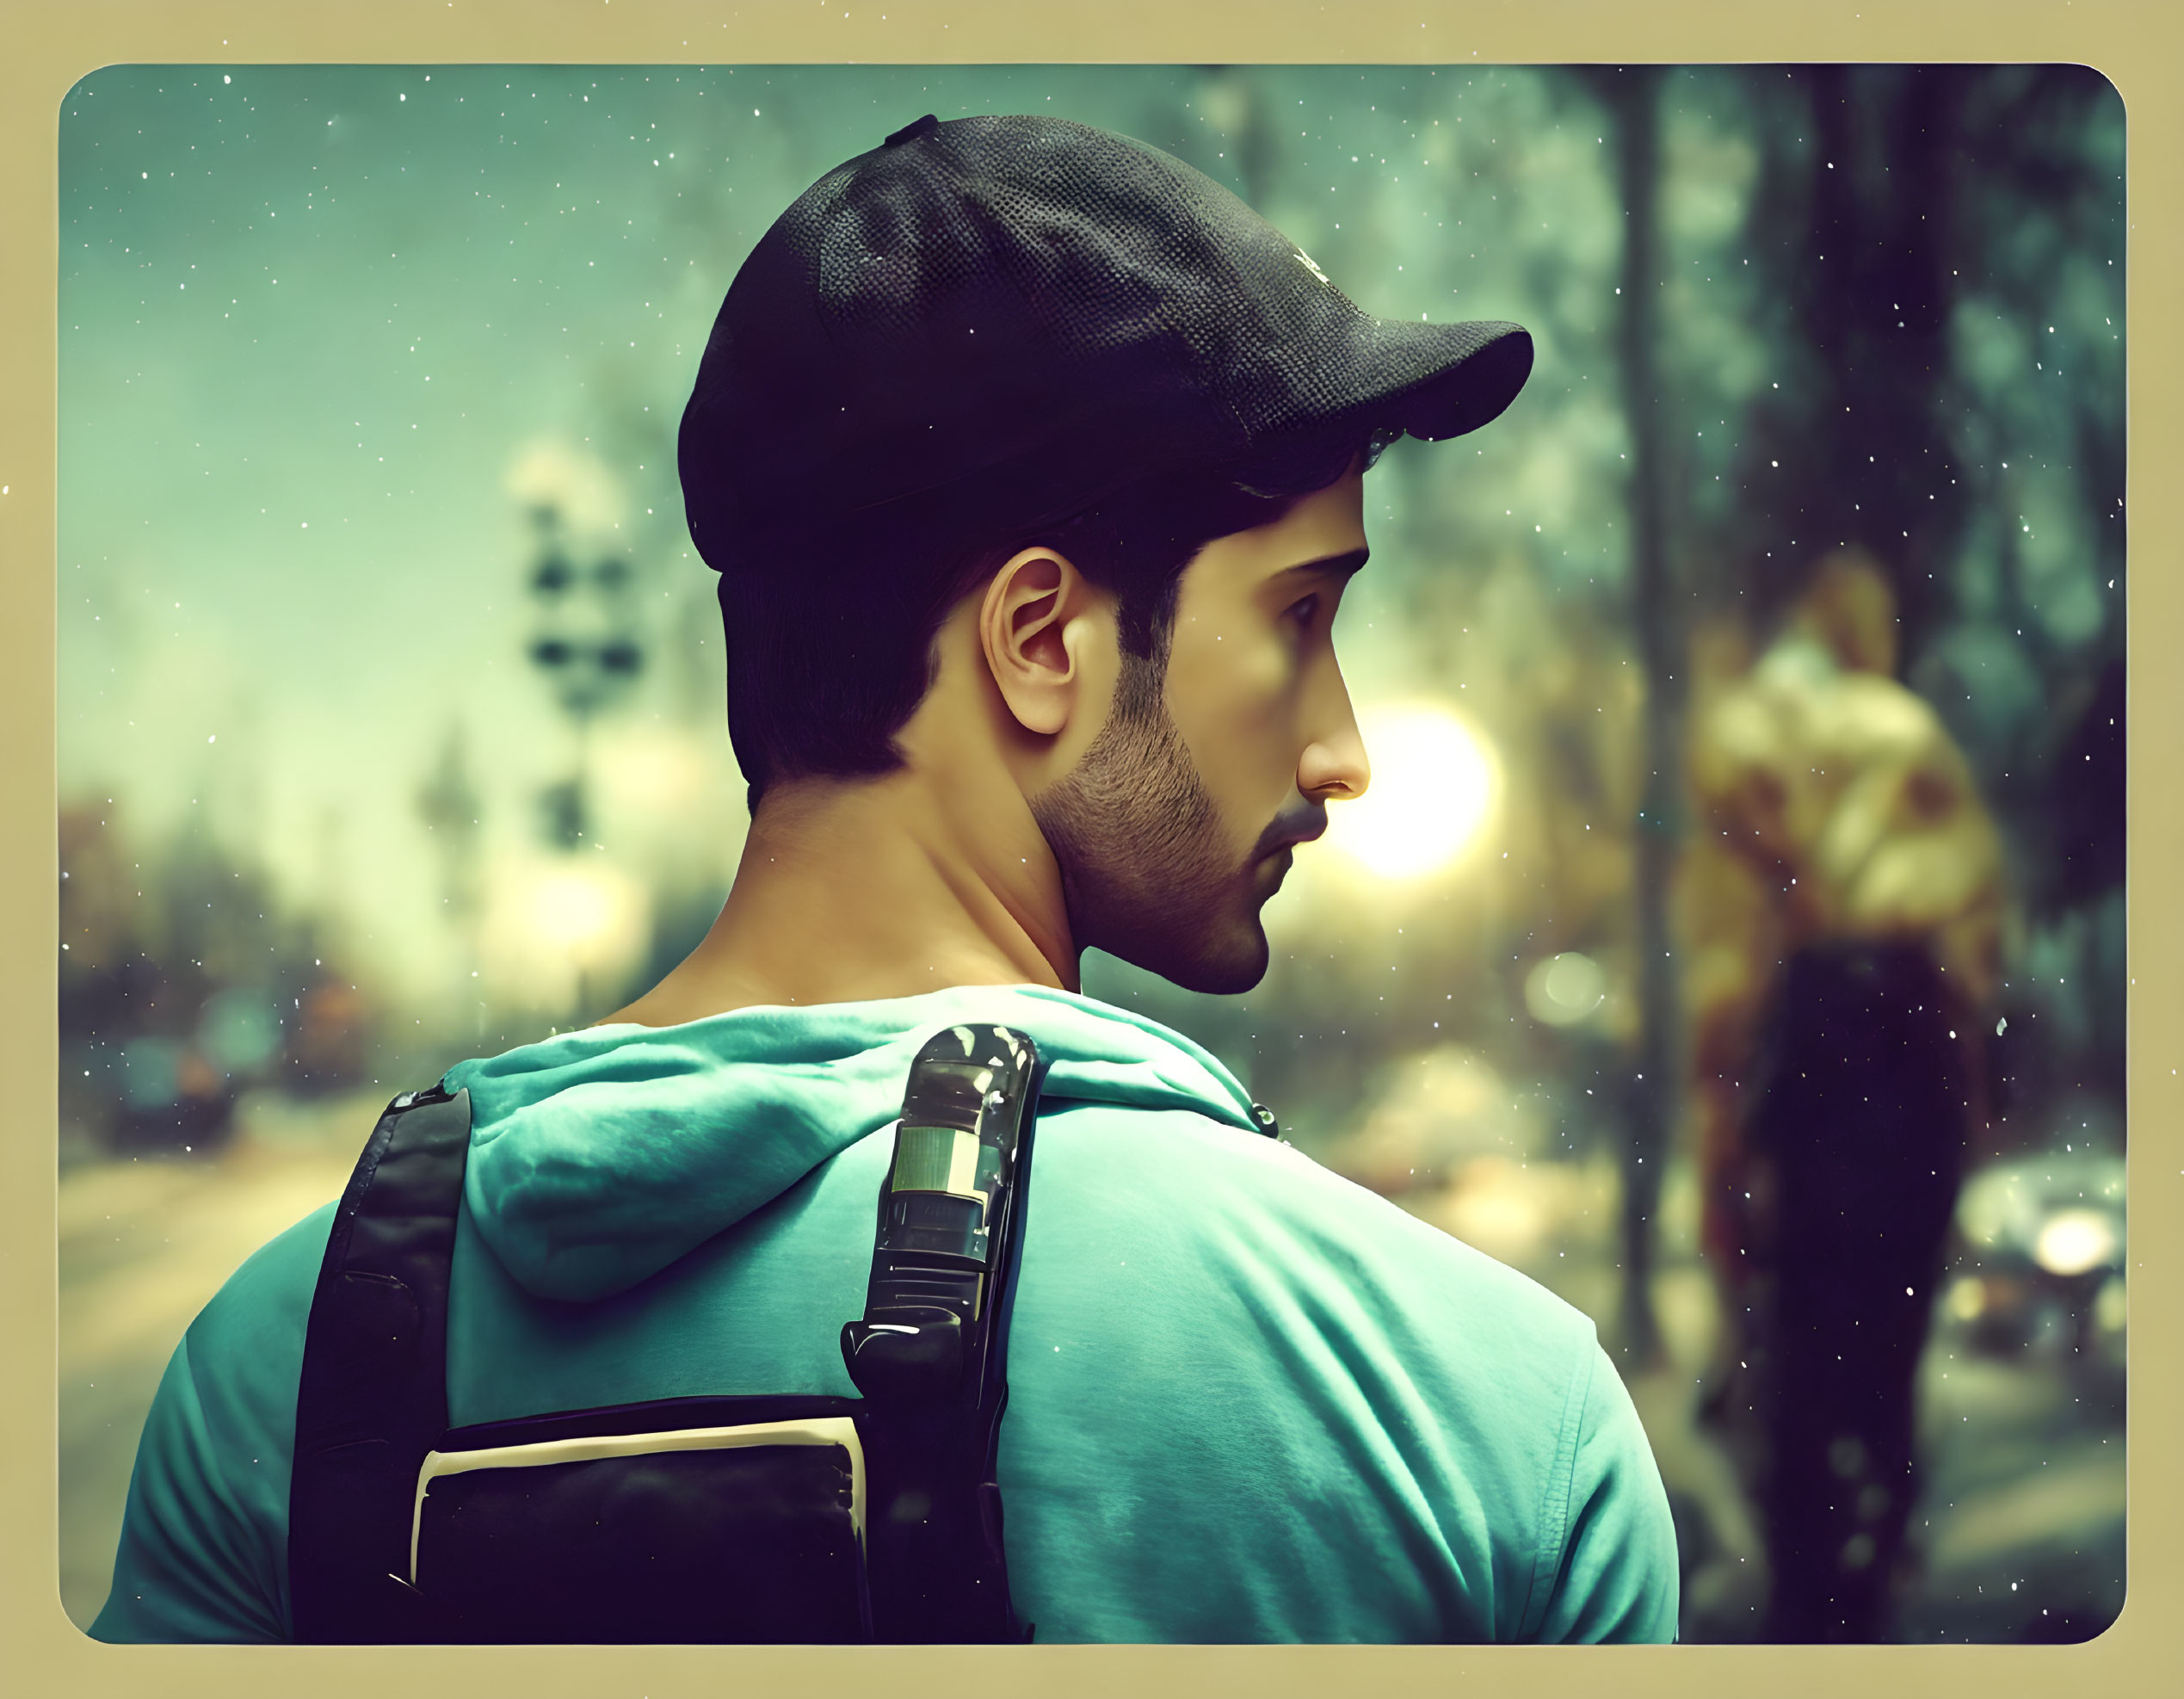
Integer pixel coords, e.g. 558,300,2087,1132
60,64,2124,1640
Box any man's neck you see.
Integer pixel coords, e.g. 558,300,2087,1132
598,768,1077,1029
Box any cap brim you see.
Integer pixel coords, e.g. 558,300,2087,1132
1350,319,1535,443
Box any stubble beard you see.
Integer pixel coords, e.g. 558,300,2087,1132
1029,653,1274,996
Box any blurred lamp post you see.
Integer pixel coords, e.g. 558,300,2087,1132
521,497,645,849
416,721,486,1029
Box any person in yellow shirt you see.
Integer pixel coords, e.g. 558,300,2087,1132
1680,550,2005,1640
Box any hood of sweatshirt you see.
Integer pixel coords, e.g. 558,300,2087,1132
440,984,1260,1305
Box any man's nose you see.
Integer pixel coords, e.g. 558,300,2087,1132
1298,683,1370,803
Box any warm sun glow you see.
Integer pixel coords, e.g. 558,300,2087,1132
478,855,652,1016
530,867,627,957
1324,702,1499,880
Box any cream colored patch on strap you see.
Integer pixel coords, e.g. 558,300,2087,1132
408,1416,866,1585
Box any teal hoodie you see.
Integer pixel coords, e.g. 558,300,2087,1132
90,984,1678,1644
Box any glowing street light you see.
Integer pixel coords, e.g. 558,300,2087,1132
528,867,626,963
1324,701,1499,880
481,857,650,1020
2033,1208,2120,1277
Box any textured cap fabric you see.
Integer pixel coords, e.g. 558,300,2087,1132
679,114,1533,574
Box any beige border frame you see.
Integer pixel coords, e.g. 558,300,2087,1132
4,3,2175,1694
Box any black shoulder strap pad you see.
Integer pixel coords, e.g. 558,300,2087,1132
290,1083,471,1643
842,1025,1043,1642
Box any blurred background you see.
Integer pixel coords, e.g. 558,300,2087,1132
58,64,2125,1641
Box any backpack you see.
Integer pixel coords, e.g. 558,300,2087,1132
287,1023,1044,1643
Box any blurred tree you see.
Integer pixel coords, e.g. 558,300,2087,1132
1580,63,1679,1368
1724,68,1967,642
1922,68,2125,1133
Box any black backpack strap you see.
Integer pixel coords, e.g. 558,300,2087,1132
842,1026,1043,1642
289,1082,472,1642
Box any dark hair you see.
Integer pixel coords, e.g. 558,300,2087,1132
716,424,1388,808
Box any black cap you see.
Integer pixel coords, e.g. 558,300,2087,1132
680,114,1533,573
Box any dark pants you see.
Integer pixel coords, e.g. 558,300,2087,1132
1740,942,1969,1641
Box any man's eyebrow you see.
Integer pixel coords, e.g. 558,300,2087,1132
1268,547,1370,585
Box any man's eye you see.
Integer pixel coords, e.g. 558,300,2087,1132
1286,593,1321,627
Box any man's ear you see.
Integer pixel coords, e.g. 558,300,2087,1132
978,547,1110,738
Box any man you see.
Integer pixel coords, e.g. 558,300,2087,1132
92,114,1677,1644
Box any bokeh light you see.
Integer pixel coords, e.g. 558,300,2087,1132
1323,701,1499,880
1524,952,1608,1027
2033,1208,2120,1277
